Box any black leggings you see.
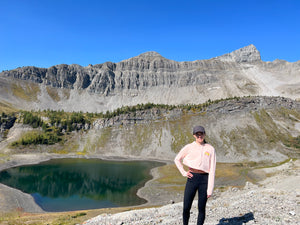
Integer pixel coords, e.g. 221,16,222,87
183,173,208,225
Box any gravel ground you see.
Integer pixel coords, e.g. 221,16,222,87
83,160,299,225
0,183,44,213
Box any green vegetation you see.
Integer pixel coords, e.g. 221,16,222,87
1,112,14,122
5,96,300,151
170,116,195,152
7,97,239,147
96,96,243,119
22,111,44,128
11,130,62,146
11,111,63,146
102,103,177,118
284,135,300,149
0,101,17,114
71,212,87,218
0,205,152,225
11,110,92,146
254,108,300,149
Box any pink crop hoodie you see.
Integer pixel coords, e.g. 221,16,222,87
174,141,216,196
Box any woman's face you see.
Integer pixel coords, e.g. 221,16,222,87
194,132,206,144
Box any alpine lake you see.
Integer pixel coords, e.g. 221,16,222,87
0,158,164,212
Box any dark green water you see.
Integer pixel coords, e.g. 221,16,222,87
0,158,163,212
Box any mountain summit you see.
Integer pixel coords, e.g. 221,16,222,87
215,44,261,63
137,51,163,58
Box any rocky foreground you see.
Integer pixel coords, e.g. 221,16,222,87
83,160,299,225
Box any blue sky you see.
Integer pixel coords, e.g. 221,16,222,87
1,0,299,71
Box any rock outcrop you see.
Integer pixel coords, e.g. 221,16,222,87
0,114,16,141
215,44,261,62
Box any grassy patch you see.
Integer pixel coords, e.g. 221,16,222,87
94,128,112,149
170,115,195,153
0,210,88,225
56,137,80,153
51,149,70,154
254,109,282,143
0,101,17,114
215,163,243,178
156,164,187,185
254,109,300,149
223,125,264,155
155,162,267,193
62,89,70,100
0,153,10,163
11,83,40,101
124,123,154,155
274,107,300,121
46,86,61,102
0,205,156,225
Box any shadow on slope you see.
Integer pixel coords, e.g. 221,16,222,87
217,212,254,225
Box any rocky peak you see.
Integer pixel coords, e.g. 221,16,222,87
215,44,261,63
116,51,175,72
138,51,162,58
122,51,170,63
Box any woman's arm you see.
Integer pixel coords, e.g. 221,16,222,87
207,148,216,197
174,147,188,177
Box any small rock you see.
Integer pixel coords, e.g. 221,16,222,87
231,187,239,192
289,211,296,216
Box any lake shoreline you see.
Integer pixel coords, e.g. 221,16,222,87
1,153,299,225
0,152,296,214
0,153,172,213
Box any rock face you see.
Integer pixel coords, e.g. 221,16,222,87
0,45,261,94
86,96,300,163
0,44,299,113
0,115,17,141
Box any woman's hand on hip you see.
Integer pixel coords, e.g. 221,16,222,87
186,170,193,178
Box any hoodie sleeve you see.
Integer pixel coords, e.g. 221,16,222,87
174,145,189,177
207,147,216,196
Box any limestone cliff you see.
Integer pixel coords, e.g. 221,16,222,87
0,45,299,112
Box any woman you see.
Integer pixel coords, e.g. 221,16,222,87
174,125,216,225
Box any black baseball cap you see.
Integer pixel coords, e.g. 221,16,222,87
193,126,206,134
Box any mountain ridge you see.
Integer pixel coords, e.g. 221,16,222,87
0,45,299,113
